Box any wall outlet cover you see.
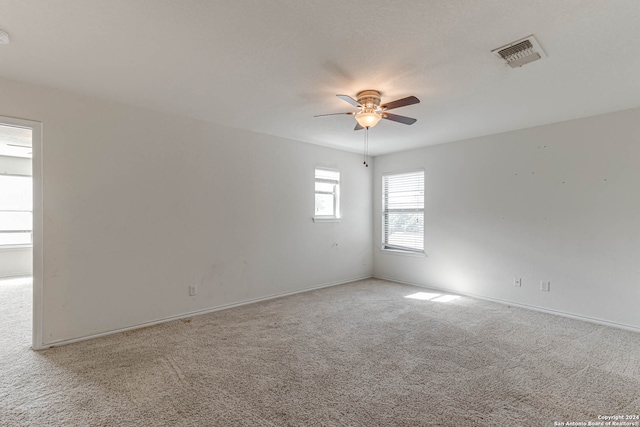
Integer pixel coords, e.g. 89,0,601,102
540,281,550,292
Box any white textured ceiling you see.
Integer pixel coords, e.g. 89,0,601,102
1,0,639,156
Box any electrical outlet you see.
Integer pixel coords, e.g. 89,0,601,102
514,278,522,287
540,281,550,292
189,285,198,296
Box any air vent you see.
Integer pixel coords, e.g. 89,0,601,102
492,35,546,68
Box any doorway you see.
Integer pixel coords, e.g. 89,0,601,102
0,117,42,350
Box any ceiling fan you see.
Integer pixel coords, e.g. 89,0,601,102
314,90,420,130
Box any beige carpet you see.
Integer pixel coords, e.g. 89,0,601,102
1,277,639,426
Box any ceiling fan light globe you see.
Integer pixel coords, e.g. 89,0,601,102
355,111,382,128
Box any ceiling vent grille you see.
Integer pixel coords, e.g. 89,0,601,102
492,35,546,68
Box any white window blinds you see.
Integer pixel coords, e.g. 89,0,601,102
382,170,424,253
0,174,33,245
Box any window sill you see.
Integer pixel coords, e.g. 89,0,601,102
380,248,426,258
312,217,340,223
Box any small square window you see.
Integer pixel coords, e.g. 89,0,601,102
314,168,340,221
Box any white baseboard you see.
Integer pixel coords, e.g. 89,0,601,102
0,272,33,279
373,275,640,334
38,275,373,350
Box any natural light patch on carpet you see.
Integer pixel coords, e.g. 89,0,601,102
404,292,460,302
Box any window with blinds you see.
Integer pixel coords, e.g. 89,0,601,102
0,174,33,246
314,168,340,219
382,170,424,253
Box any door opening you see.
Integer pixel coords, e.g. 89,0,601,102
0,117,43,350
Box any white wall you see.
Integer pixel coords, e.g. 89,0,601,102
0,77,373,345
0,155,31,175
0,246,32,278
374,107,640,330
0,155,33,277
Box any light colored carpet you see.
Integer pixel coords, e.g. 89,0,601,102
1,277,639,426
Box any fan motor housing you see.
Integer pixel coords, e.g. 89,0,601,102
357,90,381,110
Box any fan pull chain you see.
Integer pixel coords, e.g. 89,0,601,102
363,127,369,167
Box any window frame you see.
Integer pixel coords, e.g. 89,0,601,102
313,167,340,222
381,169,425,255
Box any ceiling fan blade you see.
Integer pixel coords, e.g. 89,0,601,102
382,113,417,125
314,112,355,117
380,96,420,111
354,123,364,131
336,94,360,107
